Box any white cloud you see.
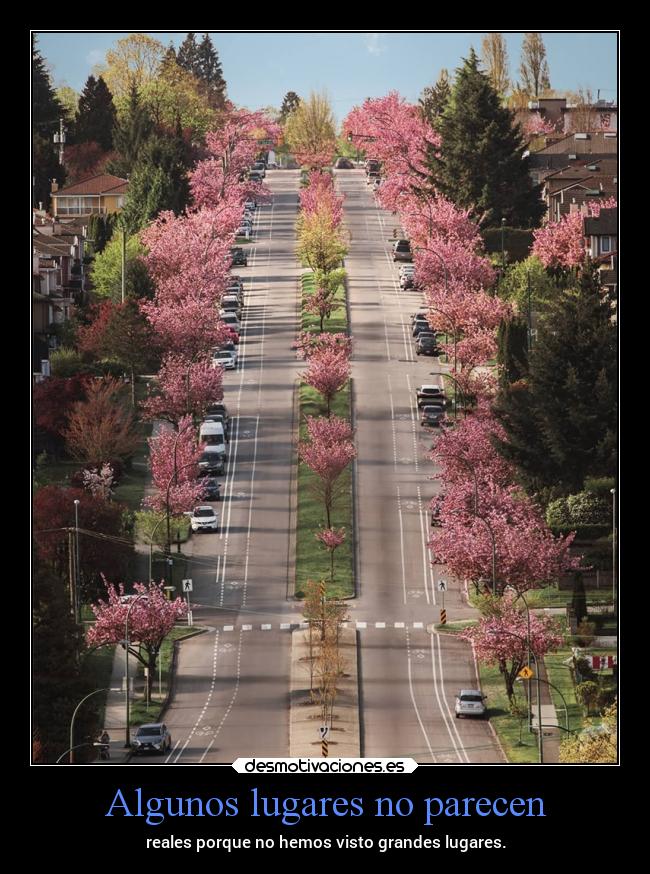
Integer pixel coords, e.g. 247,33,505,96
86,49,106,68
365,33,385,56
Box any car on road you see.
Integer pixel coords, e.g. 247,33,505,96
334,157,354,169
189,505,220,533
252,162,266,176
199,474,221,501
198,449,225,476
393,239,413,262
205,402,230,429
220,312,242,334
400,272,417,290
199,420,227,453
236,224,252,240
244,200,257,211
248,170,264,183
420,405,446,427
230,247,248,267
416,334,441,356
212,349,237,370
203,411,230,441
412,318,432,337
131,723,172,755
416,384,447,408
366,160,381,175
222,296,243,318
455,690,487,719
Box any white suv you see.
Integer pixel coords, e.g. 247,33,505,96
189,505,220,533
455,689,487,719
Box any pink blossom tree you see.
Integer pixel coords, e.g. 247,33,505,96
300,416,356,527
460,592,563,699
532,197,617,269
315,526,346,584
145,416,205,537
141,353,223,424
302,345,351,416
294,331,353,361
82,463,115,500
87,578,187,699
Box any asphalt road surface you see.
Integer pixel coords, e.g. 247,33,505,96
337,169,503,763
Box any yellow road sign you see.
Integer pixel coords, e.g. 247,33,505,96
518,666,534,680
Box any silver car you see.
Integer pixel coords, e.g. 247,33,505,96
455,689,487,718
131,723,172,755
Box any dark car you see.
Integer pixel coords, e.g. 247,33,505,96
393,239,413,262
366,160,380,175
411,311,429,325
205,403,230,431
131,723,172,755
230,247,248,267
412,318,432,337
199,475,222,501
416,334,441,356
198,450,225,476
421,405,446,427
335,157,354,169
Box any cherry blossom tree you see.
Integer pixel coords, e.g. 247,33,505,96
141,352,223,424
532,197,617,269
300,416,356,527
304,282,344,332
302,345,351,416
300,171,344,227
140,296,231,360
87,578,187,698
82,463,115,500
460,592,563,699
315,527,346,584
294,331,352,361
145,415,205,521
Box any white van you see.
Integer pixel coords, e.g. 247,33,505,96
199,421,226,455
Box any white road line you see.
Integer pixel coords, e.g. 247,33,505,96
433,633,472,763
356,621,367,629
173,629,220,763
241,415,260,608
405,628,437,763
375,621,386,629
199,630,244,762
417,485,434,606
396,485,408,606
428,633,467,764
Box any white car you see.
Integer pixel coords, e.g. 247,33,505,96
219,312,241,333
212,350,237,370
236,225,252,240
455,689,487,719
244,200,257,211
189,505,220,533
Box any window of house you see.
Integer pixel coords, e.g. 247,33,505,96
600,236,612,254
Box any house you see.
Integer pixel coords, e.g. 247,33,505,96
32,216,89,376
583,207,618,303
50,173,129,219
520,98,618,136
542,159,618,222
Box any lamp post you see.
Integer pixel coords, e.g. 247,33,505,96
124,593,148,748
148,513,167,582
69,687,117,764
527,271,533,352
501,217,507,273
56,741,104,765
73,498,80,623
610,488,616,605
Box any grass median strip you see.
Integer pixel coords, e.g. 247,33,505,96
295,268,354,600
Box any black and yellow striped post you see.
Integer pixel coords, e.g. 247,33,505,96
440,608,447,625
322,740,329,757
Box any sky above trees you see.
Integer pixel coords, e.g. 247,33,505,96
36,31,617,123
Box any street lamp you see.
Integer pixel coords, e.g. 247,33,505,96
56,741,104,765
73,499,80,623
69,687,118,764
124,593,148,748
501,217,507,272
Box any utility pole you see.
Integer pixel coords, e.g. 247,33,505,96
121,225,126,303
53,117,66,165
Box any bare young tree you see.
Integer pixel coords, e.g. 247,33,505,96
566,87,597,132
519,32,551,98
481,33,510,97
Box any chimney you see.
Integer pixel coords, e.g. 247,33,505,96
51,179,58,193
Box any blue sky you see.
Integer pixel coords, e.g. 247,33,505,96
36,31,618,124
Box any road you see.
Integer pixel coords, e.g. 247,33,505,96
337,168,503,763
134,170,302,764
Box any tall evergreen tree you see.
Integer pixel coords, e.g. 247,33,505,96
177,32,201,76
418,69,451,126
280,90,302,122
197,33,227,109
494,265,617,495
497,317,529,387
32,36,66,208
106,82,153,178
120,131,191,234
428,50,545,228
75,75,117,151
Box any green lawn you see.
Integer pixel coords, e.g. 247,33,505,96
477,662,539,763
468,585,613,609
79,644,116,730
544,649,584,735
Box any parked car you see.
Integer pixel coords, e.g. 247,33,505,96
393,239,413,262
223,325,240,345
416,384,447,408
198,449,225,475
202,411,230,441
412,318,432,337
244,200,257,211
199,419,227,450
199,474,222,501
455,690,487,719
416,334,441,356
236,224,252,240
335,157,354,169
189,505,220,533
248,170,264,183
206,402,229,425
212,349,237,370
400,272,417,290
420,405,445,427
411,311,429,325
252,162,266,176
131,723,172,755
367,171,380,184
366,160,380,175
220,312,241,334
230,247,248,267
221,296,243,318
